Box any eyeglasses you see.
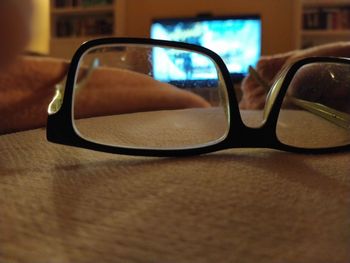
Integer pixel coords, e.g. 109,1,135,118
47,38,350,156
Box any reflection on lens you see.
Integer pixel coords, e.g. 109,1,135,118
277,62,350,148
72,44,230,149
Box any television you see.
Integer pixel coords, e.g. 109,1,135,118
150,15,262,83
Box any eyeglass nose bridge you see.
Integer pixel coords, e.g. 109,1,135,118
227,124,278,149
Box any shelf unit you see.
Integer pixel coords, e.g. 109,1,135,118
301,0,350,48
50,0,125,59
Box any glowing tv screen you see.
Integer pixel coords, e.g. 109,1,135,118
150,15,261,83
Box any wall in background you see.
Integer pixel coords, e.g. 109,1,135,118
124,0,301,55
27,0,49,54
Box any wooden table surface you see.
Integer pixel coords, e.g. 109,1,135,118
0,128,349,263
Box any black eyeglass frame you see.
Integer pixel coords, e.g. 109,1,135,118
47,37,350,156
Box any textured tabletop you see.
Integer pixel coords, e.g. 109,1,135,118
0,128,349,263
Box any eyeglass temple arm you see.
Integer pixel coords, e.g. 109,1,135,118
48,58,100,115
289,97,350,129
248,66,350,129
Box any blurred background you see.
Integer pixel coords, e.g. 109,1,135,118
29,0,350,59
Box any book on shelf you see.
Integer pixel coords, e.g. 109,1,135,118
303,6,350,30
54,0,113,8
55,15,114,38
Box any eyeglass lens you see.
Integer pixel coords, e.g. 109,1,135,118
72,44,230,149
276,62,350,148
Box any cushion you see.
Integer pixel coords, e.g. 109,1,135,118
0,109,349,262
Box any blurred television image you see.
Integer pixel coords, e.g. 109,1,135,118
150,15,261,83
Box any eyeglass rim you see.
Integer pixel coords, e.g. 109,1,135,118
46,37,350,156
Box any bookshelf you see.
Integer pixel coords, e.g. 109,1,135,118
301,0,350,48
50,0,125,59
